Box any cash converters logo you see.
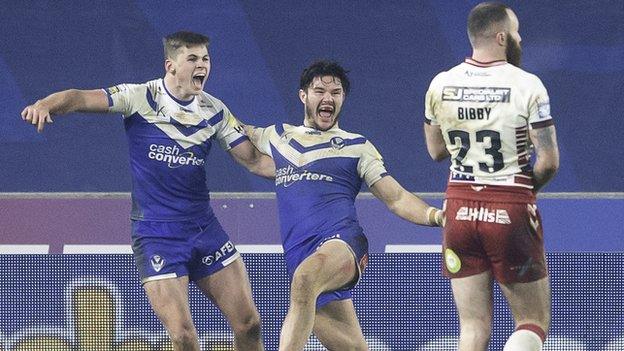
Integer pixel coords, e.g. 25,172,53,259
275,164,334,187
148,144,205,168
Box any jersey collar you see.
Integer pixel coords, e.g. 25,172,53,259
464,57,508,67
162,79,195,106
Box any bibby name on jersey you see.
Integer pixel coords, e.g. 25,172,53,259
457,107,491,120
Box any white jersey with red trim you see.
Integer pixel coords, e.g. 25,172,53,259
425,58,554,189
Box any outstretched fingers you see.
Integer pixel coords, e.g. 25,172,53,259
21,105,53,133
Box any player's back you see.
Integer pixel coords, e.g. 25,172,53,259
425,58,553,192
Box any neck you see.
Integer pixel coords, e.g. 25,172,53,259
163,75,194,102
471,47,506,63
303,118,338,131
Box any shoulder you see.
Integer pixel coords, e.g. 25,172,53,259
275,123,297,135
505,65,547,91
428,70,450,89
145,78,160,91
108,79,151,95
335,128,368,142
198,91,227,111
429,63,464,88
334,128,374,154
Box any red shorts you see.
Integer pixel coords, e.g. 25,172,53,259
442,184,548,283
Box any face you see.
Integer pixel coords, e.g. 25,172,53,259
300,75,345,131
166,45,210,97
504,9,522,67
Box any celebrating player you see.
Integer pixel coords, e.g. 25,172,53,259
246,60,443,350
21,31,273,351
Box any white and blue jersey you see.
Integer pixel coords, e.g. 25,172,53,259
105,78,247,222
253,123,388,306
252,123,389,253
106,79,245,283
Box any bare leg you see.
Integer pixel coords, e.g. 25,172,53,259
279,240,358,351
143,276,200,351
196,258,264,351
500,276,551,350
451,271,494,351
313,299,368,350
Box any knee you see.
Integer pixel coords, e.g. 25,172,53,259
290,268,322,303
167,322,198,346
232,310,262,340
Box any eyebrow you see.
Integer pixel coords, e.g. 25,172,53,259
186,54,209,59
312,85,343,90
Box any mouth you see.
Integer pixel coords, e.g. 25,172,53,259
318,104,334,120
192,73,206,88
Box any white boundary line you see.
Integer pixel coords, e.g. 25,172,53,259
1,192,622,199
237,245,283,253
0,245,50,254
385,245,442,253
62,245,133,254
56,245,284,254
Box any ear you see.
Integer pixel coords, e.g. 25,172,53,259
165,59,175,74
298,89,306,104
496,31,507,47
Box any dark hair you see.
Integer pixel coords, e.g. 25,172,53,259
163,31,210,59
299,60,350,95
467,2,511,44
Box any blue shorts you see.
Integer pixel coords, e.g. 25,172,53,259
131,216,240,284
284,230,369,308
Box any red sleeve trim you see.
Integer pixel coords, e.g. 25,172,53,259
531,120,554,129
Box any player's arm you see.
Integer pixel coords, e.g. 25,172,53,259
370,176,443,227
242,124,264,149
529,125,559,192
21,89,109,133
229,140,275,179
424,123,450,161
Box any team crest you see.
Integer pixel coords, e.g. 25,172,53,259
150,255,165,272
330,137,345,150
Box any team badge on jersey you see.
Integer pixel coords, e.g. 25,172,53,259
150,255,165,272
330,136,345,150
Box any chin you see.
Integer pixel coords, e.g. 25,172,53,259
319,123,335,131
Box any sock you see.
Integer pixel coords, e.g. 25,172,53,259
503,324,546,351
